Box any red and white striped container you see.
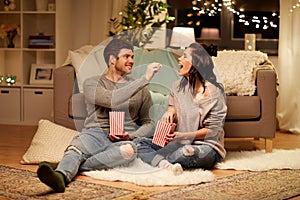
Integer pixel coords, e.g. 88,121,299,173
109,111,125,136
152,121,176,147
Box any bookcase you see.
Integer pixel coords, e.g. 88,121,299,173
0,0,72,125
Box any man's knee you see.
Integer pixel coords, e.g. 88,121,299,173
120,143,136,160
66,145,82,155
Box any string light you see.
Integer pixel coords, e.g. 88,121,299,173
222,0,279,31
192,0,223,16
188,0,279,35
290,0,300,12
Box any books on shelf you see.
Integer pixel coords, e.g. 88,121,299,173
28,35,55,48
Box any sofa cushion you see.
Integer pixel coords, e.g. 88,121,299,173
69,93,87,119
226,96,261,120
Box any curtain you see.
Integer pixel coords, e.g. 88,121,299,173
277,0,300,133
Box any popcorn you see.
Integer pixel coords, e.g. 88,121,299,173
152,120,176,147
109,111,125,136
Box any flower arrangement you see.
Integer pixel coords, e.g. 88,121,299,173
0,24,20,48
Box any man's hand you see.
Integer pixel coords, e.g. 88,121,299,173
109,132,131,142
144,62,161,81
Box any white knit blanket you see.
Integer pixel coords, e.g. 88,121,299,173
213,50,269,96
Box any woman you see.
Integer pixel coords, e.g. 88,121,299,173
135,43,227,175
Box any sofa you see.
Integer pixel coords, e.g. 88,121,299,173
54,48,277,152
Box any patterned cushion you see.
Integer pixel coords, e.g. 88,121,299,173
21,120,79,164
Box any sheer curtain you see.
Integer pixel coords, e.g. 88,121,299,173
277,0,300,133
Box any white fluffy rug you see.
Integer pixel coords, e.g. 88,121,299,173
83,149,300,186
216,148,300,171
82,158,215,186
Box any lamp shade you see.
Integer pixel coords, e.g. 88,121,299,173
170,27,195,49
201,28,220,39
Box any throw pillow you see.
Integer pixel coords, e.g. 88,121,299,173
20,120,79,164
70,45,107,93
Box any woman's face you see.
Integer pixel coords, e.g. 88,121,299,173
178,47,193,77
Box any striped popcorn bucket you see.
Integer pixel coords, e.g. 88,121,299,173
152,121,176,147
109,111,125,136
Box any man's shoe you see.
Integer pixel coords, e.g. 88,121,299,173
37,162,65,193
38,161,58,170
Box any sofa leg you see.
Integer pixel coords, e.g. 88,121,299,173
265,138,273,153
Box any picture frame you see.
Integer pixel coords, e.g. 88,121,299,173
30,64,54,85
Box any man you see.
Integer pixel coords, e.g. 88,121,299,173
37,38,161,192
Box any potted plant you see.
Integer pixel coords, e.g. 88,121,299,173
109,0,175,47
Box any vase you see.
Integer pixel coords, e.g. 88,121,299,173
6,37,15,48
35,0,48,11
6,31,16,48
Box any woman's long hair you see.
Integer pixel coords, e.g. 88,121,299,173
179,43,224,94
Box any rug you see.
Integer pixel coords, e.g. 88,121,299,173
83,158,215,186
84,149,300,186
0,165,133,200
216,148,300,171
151,169,300,200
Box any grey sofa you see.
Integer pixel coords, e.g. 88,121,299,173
54,54,277,152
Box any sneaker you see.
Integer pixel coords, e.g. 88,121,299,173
37,162,65,192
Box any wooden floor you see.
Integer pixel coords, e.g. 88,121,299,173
0,124,300,199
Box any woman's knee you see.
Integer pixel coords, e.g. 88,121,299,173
182,145,195,156
119,143,136,160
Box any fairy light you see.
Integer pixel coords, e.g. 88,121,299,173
188,0,279,33
290,0,300,12
192,0,223,16
223,0,279,31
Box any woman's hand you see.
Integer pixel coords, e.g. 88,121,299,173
162,108,176,123
165,131,196,143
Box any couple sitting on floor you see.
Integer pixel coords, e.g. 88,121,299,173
37,38,227,193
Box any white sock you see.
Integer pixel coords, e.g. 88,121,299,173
158,160,183,176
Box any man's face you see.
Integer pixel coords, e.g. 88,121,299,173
114,48,134,75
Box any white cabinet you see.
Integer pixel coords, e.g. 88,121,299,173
0,0,71,125
23,87,53,123
0,87,21,123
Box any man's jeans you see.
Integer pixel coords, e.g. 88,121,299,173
56,128,136,183
134,138,221,170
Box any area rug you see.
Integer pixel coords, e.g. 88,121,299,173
216,148,300,171
83,158,215,186
0,165,133,200
151,169,300,200
83,149,300,186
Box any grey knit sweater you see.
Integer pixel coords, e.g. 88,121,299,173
82,74,155,139
169,78,227,158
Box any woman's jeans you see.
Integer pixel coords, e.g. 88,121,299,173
56,128,136,183
134,138,222,170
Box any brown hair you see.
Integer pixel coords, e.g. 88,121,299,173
103,39,133,66
179,43,224,94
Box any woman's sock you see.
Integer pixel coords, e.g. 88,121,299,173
158,159,183,175
37,162,65,192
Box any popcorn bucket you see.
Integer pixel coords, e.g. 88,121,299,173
152,121,176,147
109,111,125,136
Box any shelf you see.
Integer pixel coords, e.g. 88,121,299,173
0,0,58,125
22,11,55,14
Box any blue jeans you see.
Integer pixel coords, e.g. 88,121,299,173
56,128,136,183
134,137,222,170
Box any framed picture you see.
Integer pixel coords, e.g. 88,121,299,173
30,64,54,85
